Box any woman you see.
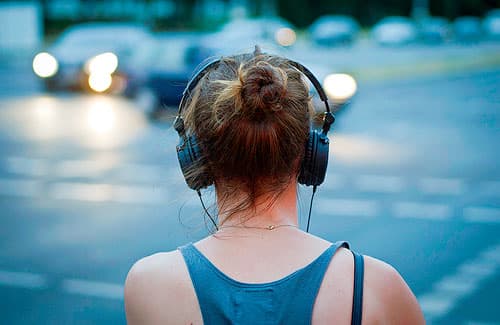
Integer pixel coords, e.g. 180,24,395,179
124,49,425,324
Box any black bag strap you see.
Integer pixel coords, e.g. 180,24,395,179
351,251,364,325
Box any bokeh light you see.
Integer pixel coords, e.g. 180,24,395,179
32,52,59,78
88,73,113,92
275,27,297,46
84,52,119,75
323,73,358,104
86,99,116,134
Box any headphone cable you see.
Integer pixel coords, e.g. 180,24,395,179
197,190,219,231
306,185,317,233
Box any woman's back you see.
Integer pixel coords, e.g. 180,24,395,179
125,228,424,324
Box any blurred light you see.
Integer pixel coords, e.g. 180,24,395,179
275,27,297,46
30,96,59,139
86,100,116,134
84,52,118,75
33,98,56,121
88,73,112,92
32,52,58,78
323,73,357,104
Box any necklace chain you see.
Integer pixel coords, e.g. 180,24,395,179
218,224,299,231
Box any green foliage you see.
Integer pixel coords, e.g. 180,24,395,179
275,0,499,27
37,0,500,34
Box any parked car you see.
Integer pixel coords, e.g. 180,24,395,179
483,9,500,40
32,22,154,94
418,16,450,44
371,16,418,46
209,16,297,48
453,16,483,42
309,15,360,46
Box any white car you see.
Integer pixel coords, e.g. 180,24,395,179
32,22,154,94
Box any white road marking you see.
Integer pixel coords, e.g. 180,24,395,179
0,178,42,198
115,163,166,183
463,207,500,223
1,164,500,224
479,181,500,197
418,177,466,195
392,201,452,220
435,273,479,294
112,185,168,204
61,279,123,300
322,173,346,190
48,182,113,202
419,243,500,322
54,159,115,178
0,270,48,289
418,294,454,317
316,198,380,217
5,157,48,177
353,174,406,193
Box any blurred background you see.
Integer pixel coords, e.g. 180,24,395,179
0,0,499,324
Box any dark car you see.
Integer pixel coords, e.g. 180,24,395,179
139,30,357,119
32,22,154,94
309,15,360,46
141,25,296,117
137,32,212,116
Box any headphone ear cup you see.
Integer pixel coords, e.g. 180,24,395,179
176,134,213,190
299,130,329,186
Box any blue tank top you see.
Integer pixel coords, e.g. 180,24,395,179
179,241,351,325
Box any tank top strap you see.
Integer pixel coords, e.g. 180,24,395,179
179,243,235,324
279,240,350,323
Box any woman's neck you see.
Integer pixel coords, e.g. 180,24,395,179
216,180,299,228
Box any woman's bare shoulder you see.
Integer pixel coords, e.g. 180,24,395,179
126,250,184,282
362,254,425,324
124,249,201,325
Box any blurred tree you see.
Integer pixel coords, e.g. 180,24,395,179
276,0,314,27
274,0,498,27
33,0,500,34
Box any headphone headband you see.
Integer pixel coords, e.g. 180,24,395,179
178,57,221,115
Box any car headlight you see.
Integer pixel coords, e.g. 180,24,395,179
84,52,118,75
323,73,357,104
88,73,113,93
32,52,59,78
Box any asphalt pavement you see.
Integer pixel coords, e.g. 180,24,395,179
0,42,499,325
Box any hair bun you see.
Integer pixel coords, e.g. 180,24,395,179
240,61,287,113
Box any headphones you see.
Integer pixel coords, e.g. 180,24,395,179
174,55,335,191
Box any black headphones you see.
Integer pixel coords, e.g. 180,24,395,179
174,55,335,191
